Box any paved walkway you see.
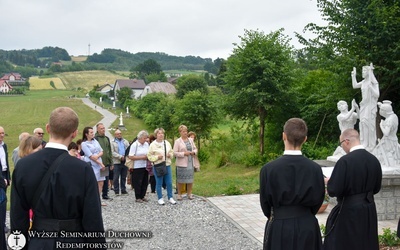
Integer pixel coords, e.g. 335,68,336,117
81,98,117,138
82,97,399,246
207,194,399,245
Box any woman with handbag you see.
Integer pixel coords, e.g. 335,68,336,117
173,125,198,201
128,130,150,203
147,128,176,205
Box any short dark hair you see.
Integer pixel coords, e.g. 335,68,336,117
68,142,78,150
283,118,307,148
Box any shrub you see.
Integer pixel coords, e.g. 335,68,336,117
224,184,243,195
216,151,228,168
197,150,209,164
379,228,400,247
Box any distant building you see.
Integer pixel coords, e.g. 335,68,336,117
1,72,25,87
113,79,146,100
0,79,13,93
141,82,177,98
97,83,114,97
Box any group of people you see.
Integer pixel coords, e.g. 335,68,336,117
0,106,204,249
126,125,200,205
260,118,382,250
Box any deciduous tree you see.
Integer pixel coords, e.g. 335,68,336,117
224,29,295,155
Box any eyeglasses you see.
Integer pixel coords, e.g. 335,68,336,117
37,133,44,135
339,139,348,147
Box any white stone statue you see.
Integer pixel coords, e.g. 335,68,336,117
352,63,380,151
99,97,102,103
372,101,400,166
112,101,116,108
119,112,123,126
337,99,359,132
126,106,129,114
327,99,359,161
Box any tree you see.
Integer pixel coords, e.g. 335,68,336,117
116,87,133,106
224,29,295,155
298,0,400,111
134,59,162,75
175,75,208,99
173,90,220,150
144,72,167,84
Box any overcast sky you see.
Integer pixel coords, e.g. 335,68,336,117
1,0,325,60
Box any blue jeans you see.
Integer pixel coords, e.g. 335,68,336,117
154,165,173,200
113,164,127,194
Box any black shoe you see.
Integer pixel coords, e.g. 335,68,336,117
102,196,112,200
121,191,128,195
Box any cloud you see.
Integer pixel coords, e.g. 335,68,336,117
1,0,324,60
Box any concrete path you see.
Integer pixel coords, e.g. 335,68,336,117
80,98,118,139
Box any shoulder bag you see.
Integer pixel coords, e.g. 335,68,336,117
153,141,167,177
125,141,137,169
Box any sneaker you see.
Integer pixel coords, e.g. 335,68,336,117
158,198,165,205
169,198,177,205
136,199,143,203
142,197,149,202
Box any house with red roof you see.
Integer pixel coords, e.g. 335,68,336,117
0,79,13,93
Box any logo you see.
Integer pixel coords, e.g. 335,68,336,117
7,230,26,250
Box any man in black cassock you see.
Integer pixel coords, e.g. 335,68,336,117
11,107,106,249
260,118,325,250
324,128,382,250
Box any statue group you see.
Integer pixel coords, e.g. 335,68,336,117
329,63,400,167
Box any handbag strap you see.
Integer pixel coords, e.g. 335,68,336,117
31,152,69,210
164,140,166,158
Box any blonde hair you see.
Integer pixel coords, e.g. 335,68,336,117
178,125,188,132
18,135,42,158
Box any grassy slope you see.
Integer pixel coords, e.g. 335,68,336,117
58,70,126,90
29,76,66,90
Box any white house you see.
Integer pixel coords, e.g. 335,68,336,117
113,79,146,100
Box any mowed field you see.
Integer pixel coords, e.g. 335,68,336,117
29,76,66,90
0,90,101,158
58,70,126,90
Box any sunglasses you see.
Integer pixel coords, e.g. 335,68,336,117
37,133,44,135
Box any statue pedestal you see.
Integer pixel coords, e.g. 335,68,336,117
118,125,127,130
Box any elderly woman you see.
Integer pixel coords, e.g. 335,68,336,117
173,125,198,200
147,128,176,205
81,126,106,205
128,130,150,203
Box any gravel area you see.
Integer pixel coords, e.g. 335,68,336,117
6,190,262,250
101,190,262,249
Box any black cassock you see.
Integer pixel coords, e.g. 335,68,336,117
260,154,325,250
324,148,382,250
11,148,105,250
